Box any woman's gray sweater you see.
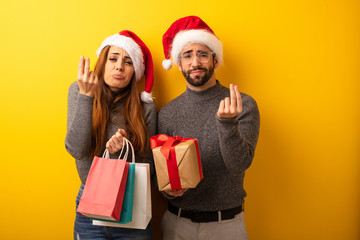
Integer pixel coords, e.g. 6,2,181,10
65,82,157,185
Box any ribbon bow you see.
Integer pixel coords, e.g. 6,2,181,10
150,135,184,159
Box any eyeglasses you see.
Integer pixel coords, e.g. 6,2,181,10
179,51,215,64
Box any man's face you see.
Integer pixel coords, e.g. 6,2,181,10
178,43,217,87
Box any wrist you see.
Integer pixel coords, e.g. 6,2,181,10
79,90,94,97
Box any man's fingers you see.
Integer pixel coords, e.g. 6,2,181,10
217,100,225,117
235,85,242,113
164,189,188,197
230,84,236,111
217,84,243,118
224,97,230,113
218,100,225,111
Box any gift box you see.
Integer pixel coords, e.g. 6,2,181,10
150,134,203,191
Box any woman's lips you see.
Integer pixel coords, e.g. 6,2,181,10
112,74,125,79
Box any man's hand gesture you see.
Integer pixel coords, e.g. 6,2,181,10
217,84,242,118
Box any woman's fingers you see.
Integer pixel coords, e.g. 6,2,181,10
106,141,114,154
93,74,99,87
107,137,119,154
77,56,91,83
118,129,127,138
77,56,84,81
76,57,98,96
105,129,128,154
89,71,95,84
84,57,90,78
112,132,123,145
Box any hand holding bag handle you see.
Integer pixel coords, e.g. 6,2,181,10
102,137,134,163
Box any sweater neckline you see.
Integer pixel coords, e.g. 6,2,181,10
185,80,223,101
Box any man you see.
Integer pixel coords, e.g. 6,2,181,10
157,16,260,240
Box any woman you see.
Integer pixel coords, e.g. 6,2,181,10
65,30,156,240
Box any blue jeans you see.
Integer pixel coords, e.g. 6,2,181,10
74,185,152,240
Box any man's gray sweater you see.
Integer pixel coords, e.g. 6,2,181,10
158,81,260,211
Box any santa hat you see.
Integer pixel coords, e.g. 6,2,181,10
97,30,154,103
162,16,223,70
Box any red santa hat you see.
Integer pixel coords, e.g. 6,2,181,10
162,16,223,70
97,30,154,103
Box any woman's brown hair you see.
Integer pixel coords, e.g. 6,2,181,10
90,45,149,158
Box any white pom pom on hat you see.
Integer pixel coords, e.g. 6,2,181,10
162,59,173,70
162,16,223,70
97,30,154,103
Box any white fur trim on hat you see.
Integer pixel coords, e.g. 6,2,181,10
96,34,145,81
171,29,223,66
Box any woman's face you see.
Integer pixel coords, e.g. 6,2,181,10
104,46,135,91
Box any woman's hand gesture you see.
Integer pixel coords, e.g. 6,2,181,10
77,56,98,97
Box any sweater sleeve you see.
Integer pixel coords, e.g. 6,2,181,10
215,94,260,178
65,82,94,159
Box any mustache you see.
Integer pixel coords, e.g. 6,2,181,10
187,67,207,73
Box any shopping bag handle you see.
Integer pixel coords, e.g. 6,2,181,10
122,138,135,163
102,137,135,163
118,137,128,159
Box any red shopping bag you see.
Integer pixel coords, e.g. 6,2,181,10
77,152,129,221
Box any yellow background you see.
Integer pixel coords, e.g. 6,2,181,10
0,0,359,239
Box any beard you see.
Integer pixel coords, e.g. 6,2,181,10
182,65,215,87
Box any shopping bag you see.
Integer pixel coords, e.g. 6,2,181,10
93,138,152,229
91,139,136,224
118,162,135,223
76,140,130,221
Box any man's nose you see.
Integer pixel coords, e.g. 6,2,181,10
190,55,201,67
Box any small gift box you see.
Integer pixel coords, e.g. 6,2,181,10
150,134,203,191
